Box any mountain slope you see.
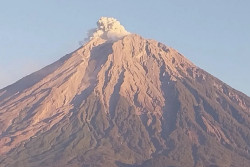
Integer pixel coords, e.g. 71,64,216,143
0,18,250,167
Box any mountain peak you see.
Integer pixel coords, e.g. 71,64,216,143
1,19,250,167
85,17,130,42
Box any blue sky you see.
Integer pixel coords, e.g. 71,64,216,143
0,0,250,96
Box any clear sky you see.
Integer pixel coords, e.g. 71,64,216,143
0,0,250,96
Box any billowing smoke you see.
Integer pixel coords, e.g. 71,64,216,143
84,17,130,42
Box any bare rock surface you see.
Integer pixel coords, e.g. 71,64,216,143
0,18,250,167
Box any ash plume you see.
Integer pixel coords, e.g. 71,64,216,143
84,17,130,42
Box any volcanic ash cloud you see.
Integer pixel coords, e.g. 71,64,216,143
85,17,130,42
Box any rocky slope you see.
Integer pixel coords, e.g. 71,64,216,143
0,18,250,167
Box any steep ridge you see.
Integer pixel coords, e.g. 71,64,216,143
0,19,250,167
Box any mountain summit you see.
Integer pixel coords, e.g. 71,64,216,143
0,17,250,167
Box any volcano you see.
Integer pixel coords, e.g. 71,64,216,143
0,17,250,167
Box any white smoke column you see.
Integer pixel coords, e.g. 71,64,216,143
85,17,130,42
